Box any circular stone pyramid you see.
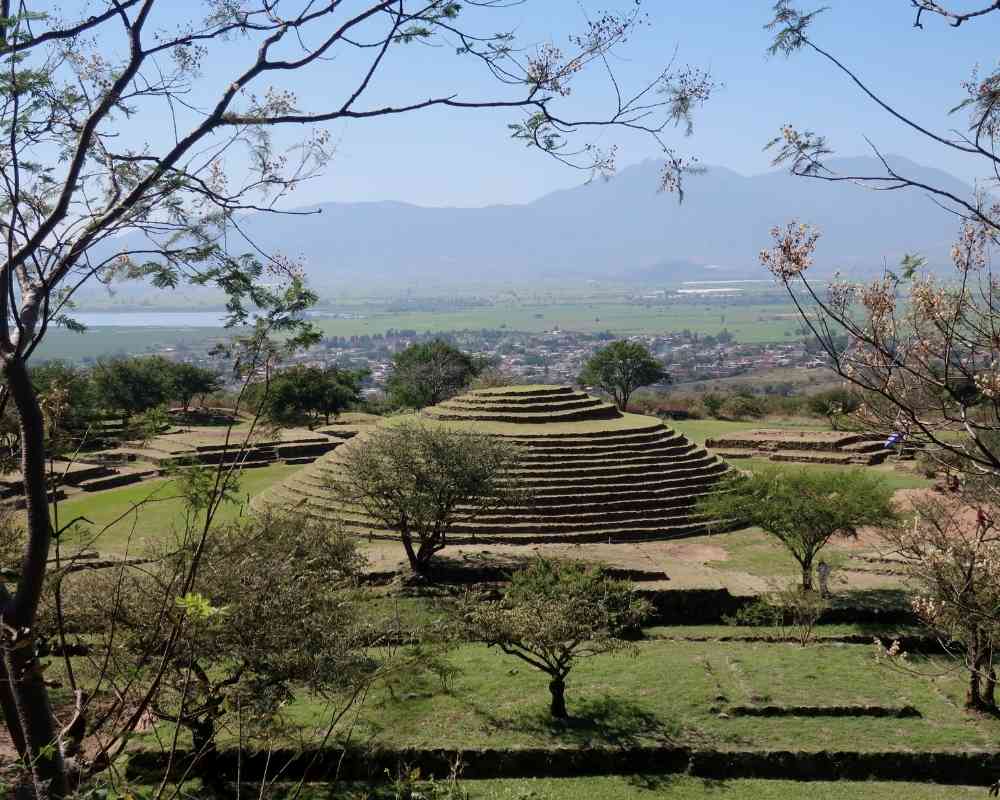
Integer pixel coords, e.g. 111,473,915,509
258,385,730,543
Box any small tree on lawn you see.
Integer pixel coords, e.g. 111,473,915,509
579,340,667,411
699,467,896,591
460,558,651,719
335,421,523,575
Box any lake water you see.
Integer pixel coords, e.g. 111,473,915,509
73,311,226,327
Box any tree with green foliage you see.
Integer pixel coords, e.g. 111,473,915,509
0,2,711,793
70,512,374,790
806,388,862,431
92,356,175,424
386,340,480,409
265,365,364,428
720,392,766,421
460,558,651,719
30,361,99,433
169,362,222,413
699,468,897,591
336,421,523,575
579,340,667,411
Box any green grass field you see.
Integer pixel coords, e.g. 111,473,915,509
53,462,301,555
281,639,997,754
34,298,807,361
669,417,824,444
310,302,804,344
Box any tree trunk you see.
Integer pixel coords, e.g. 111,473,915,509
1,357,68,798
985,664,996,710
800,558,814,593
400,530,422,575
967,668,984,710
549,676,568,719
190,717,227,796
967,637,985,710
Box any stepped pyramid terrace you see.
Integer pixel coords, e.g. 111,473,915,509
258,386,732,543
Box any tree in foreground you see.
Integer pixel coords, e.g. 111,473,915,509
0,2,714,793
880,485,1000,711
460,558,651,719
387,340,481,409
699,467,896,591
335,421,523,575
578,340,667,411
69,512,375,791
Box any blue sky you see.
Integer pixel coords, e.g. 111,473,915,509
159,1,997,208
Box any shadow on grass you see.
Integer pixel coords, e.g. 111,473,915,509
626,774,730,793
829,588,910,612
502,695,681,747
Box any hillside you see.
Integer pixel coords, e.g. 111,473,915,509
89,155,975,296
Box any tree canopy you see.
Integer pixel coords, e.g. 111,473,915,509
335,420,523,575
170,363,223,413
460,558,651,718
264,365,365,428
92,356,176,422
386,340,480,409
578,340,667,411
698,467,896,591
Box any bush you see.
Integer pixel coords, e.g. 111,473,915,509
727,583,828,646
720,393,766,420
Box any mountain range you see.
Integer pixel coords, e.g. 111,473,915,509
104,155,978,294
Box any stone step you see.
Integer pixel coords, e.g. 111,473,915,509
507,455,718,480
441,397,603,414
498,427,669,445
516,448,698,466
78,470,158,493
425,405,620,424
326,505,711,535
470,386,576,399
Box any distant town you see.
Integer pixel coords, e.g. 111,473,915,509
194,325,827,396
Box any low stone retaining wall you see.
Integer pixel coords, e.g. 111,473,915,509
126,745,1000,785
727,704,920,718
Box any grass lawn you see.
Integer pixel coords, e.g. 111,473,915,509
736,457,931,491
644,623,927,640
282,639,999,754
52,462,303,555
669,417,825,445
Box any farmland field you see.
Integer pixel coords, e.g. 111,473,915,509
309,301,805,343
34,296,808,361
